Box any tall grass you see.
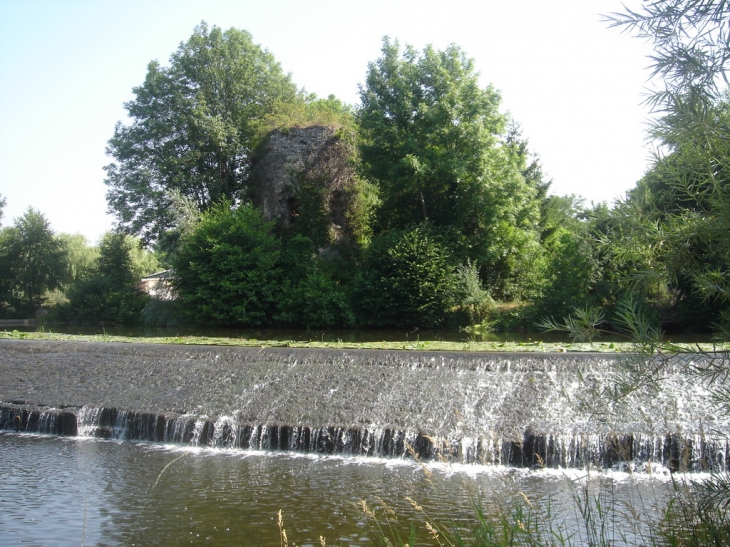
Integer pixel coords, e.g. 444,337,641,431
322,476,728,547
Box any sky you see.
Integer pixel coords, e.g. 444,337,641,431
0,0,653,244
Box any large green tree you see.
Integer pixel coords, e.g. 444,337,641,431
105,22,298,245
0,208,66,314
358,39,543,298
0,193,6,228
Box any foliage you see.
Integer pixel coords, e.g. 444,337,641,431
0,208,66,315
63,275,144,324
357,38,543,298
97,232,137,286
0,193,5,227
0,229,13,315
62,232,149,324
449,263,496,328
537,305,606,344
57,233,100,286
277,269,355,329
607,1,730,109
105,22,299,245
274,235,355,329
354,226,471,328
140,297,181,328
505,121,552,206
602,1,730,330
127,237,161,280
537,226,600,319
172,202,281,326
263,93,355,133
532,195,604,317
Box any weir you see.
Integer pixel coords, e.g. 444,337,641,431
0,339,727,470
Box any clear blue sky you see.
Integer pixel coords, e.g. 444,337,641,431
0,0,652,243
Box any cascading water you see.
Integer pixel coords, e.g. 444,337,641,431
1,339,728,470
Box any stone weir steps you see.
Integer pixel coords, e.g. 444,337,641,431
1,339,728,471
2,401,727,471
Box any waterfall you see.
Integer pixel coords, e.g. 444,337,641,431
1,401,727,470
1,339,728,470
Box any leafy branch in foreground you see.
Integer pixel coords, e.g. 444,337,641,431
536,305,606,343
605,0,730,108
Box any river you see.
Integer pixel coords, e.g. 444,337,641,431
1,432,682,547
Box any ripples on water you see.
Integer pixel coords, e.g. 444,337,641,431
0,432,684,547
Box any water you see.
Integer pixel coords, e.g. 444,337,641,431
3,340,729,471
0,432,683,547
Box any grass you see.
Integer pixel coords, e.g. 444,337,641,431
3,328,722,353
292,478,730,547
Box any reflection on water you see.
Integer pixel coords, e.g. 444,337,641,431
0,432,683,547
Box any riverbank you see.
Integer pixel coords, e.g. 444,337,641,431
3,327,726,353
0,327,644,353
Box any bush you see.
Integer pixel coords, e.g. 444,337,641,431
448,263,496,328
140,297,181,328
172,203,281,326
277,269,355,328
536,227,599,319
274,235,355,328
63,275,148,324
354,226,465,328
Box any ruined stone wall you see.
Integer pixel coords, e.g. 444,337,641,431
250,125,356,246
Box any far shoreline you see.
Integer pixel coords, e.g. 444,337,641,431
0,328,638,353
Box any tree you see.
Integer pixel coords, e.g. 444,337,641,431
358,39,543,298
172,203,281,326
105,22,299,245
57,233,100,286
0,208,66,314
0,193,6,228
606,3,730,328
63,232,151,324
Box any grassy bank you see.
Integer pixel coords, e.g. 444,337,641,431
1,328,726,353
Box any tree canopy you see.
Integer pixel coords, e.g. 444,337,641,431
0,208,66,314
358,38,543,298
105,22,299,245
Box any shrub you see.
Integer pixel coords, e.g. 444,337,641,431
172,203,281,326
448,263,496,328
354,226,464,328
274,235,355,328
140,297,181,328
63,275,149,324
536,227,599,319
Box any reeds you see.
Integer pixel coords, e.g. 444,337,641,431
293,474,730,547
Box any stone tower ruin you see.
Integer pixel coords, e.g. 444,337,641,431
249,125,357,247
